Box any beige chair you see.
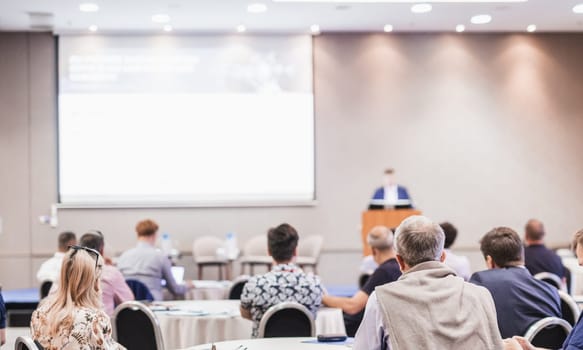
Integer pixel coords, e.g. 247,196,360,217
192,236,228,280
558,290,581,326
14,336,42,350
534,272,564,290
239,235,272,275
295,235,324,274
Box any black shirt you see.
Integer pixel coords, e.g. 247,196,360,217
362,258,402,295
524,244,565,278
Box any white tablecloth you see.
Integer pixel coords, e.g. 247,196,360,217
183,337,353,350
152,300,346,350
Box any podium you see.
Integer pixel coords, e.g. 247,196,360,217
361,209,421,256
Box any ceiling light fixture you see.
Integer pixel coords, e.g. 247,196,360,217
237,24,247,33
573,4,583,14
383,24,393,32
88,24,98,32
310,24,321,34
526,24,536,32
79,3,99,12
411,3,432,13
163,24,173,32
247,3,268,13
456,24,465,32
471,14,492,24
151,14,171,23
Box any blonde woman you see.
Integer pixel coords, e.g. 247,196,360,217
31,245,125,350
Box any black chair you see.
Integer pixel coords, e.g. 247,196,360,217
524,317,572,349
112,301,164,350
125,279,154,302
14,336,43,350
558,290,581,326
228,275,249,300
39,281,52,299
257,302,315,338
534,272,563,290
358,273,371,289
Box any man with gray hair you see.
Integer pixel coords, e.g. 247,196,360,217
323,226,401,336
353,216,509,350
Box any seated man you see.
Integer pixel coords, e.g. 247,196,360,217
470,227,562,338
80,231,135,316
117,219,192,300
37,231,77,283
323,226,401,336
240,223,323,338
523,219,565,279
441,222,471,280
354,215,506,350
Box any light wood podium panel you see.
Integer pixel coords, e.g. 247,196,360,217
361,209,422,256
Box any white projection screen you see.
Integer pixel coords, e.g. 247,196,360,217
58,35,315,206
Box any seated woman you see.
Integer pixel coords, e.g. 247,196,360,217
31,245,125,350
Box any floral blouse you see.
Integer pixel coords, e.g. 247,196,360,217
31,303,126,350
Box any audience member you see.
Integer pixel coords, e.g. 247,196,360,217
523,219,565,280
353,215,508,350
31,246,125,349
323,226,401,336
80,231,134,316
470,227,561,338
36,231,76,283
514,228,583,350
240,223,323,338
440,221,471,280
0,291,5,346
117,219,191,301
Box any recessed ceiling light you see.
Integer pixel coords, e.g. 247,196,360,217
237,24,246,33
573,4,583,14
310,24,321,34
151,14,170,23
383,24,393,32
456,24,465,32
471,14,492,24
79,3,99,12
247,3,267,13
526,24,536,32
411,3,432,14
163,24,173,32
88,24,98,32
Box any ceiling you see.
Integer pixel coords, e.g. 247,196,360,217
0,0,582,34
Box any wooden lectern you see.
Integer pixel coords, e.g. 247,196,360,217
361,209,422,256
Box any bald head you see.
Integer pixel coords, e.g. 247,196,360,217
367,226,394,251
525,219,545,242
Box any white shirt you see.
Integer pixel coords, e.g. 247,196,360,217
444,249,471,281
353,291,390,350
36,252,65,282
383,185,399,204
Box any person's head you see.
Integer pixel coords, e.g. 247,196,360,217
525,219,545,243
440,222,458,249
367,226,395,263
480,227,523,269
267,223,299,263
136,219,159,242
58,231,77,253
571,229,583,266
79,231,105,255
394,216,445,271
383,168,396,187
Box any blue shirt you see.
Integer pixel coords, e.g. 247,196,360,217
563,316,583,350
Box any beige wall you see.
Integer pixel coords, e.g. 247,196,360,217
1,32,583,289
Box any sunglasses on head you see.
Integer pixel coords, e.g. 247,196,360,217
68,245,101,270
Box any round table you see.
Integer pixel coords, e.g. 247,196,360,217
182,337,354,350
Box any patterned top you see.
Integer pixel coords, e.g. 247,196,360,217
240,263,323,337
31,303,126,350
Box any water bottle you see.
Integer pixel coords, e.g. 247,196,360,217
161,232,172,256
225,232,239,260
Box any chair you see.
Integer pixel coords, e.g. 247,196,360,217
558,290,581,326
295,235,324,274
14,336,43,350
534,272,563,290
192,236,229,280
239,235,272,275
228,275,250,300
125,279,154,302
39,281,52,299
257,302,315,338
358,273,371,289
523,317,572,349
112,301,165,350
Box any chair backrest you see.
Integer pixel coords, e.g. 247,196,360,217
243,235,268,256
358,273,371,289
39,281,53,299
14,336,43,350
228,275,250,300
524,317,572,349
534,272,563,290
257,302,315,338
112,301,164,350
558,290,581,326
192,236,224,260
297,235,324,259
125,279,154,302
